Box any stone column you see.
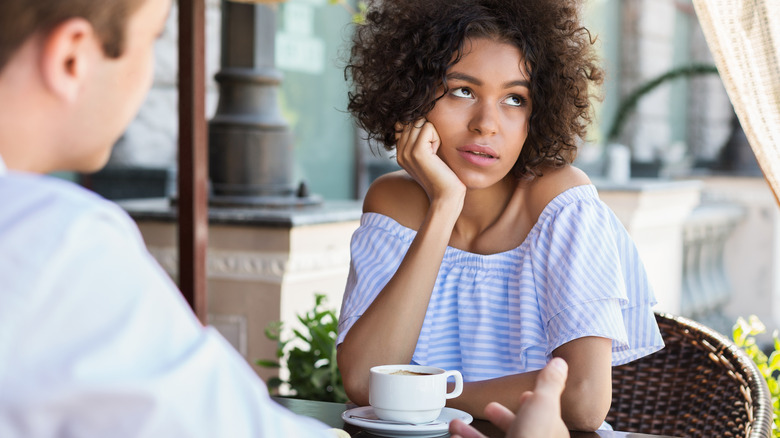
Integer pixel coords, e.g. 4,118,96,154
208,0,319,206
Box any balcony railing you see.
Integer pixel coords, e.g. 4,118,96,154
681,201,745,333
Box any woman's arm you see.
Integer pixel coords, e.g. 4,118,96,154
338,120,466,406
447,336,612,432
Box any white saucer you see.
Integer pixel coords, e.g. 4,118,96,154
341,406,473,437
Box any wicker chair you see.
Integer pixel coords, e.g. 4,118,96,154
607,312,773,438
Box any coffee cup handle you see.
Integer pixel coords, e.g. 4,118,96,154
444,370,463,399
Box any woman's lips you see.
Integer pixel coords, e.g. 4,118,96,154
457,144,498,166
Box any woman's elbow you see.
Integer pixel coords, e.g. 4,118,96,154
563,406,608,432
341,372,370,406
337,351,370,406
561,387,610,432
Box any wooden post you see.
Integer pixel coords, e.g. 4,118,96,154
178,0,208,323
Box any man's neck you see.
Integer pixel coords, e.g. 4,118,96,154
0,40,58,175
0,137,53,174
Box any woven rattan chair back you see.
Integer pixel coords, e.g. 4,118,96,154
606,312,773,438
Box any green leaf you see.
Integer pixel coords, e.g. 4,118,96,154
292,328,311,344
264,321,283,341
769,351,780,370
267,376,283,389
748,315,767,335
733,323,746,347
255,359,281,368
311,326,333,355
768,377,780,396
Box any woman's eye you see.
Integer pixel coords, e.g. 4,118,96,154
451,87,473,98
504,95,527,107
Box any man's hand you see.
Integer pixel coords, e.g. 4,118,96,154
449,358,570,438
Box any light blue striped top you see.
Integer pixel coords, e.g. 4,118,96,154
337,184,664,381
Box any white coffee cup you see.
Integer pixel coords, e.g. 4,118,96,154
369,364,464,424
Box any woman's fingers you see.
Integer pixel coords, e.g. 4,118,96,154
395,118,433,167
395,119,422,161
393,117,462,205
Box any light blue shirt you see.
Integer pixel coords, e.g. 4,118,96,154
338,185,664,381
0,156,330,437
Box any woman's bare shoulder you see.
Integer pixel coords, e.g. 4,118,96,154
362,170,429,230
526,165,592,219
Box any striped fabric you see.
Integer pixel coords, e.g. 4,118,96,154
337,185,664,382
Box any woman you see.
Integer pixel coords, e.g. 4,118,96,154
336,0,664,431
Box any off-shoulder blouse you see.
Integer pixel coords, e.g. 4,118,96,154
337,184,664,381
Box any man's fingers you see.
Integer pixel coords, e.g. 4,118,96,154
448,419,488,438
482,402,516,432
516,390,533,408
537,357,568,397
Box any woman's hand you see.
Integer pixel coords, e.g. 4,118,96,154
394,119,466,206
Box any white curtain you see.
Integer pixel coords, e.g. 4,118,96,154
692,0,780,206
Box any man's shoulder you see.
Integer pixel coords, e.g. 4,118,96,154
0,173,133,262
0,172,119,220
0,173,145,324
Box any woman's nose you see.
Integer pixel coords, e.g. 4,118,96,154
468,102,499,136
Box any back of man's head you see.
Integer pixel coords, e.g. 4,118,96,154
0,0,145,74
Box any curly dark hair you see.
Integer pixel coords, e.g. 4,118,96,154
346,0,604,178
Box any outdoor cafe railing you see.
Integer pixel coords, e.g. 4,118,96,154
680,200,745,332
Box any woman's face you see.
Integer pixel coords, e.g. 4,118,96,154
426,37,532,190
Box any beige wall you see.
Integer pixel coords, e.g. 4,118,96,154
136,219,359,382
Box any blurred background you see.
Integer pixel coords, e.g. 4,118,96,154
67,0,779,379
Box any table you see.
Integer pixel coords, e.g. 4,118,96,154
272,397,677,438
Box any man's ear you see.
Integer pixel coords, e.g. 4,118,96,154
39,18,99,103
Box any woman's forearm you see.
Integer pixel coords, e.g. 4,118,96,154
338,198,462,405
446,370,540,418
447,337,612,432
446,369,608,432
554,337,613,431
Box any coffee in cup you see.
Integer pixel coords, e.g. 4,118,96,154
369,364,464,424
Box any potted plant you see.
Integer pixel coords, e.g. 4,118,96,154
257,294,348,403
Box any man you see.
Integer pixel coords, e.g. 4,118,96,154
0,0,569,436
0,0,330,436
